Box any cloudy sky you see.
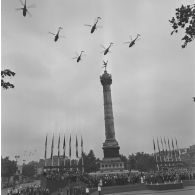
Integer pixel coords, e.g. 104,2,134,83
1,0,195,164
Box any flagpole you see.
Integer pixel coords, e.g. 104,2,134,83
81,136,84,174
69,134,72,169
157,137,162,168
167,138,173,163
153,138,159,171
76,135,79,171
63,135,66,167
164,137,169,163
51,134,54,167
172,138,177,162
58,134,60,171
44,134,47,167
175,138,181,161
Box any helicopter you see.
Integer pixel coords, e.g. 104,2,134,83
49,27,65,42
100,42,114,55
16,0,35,17
84,17,102,34
124,34,141,48
72,51,85,63
102,60,108,71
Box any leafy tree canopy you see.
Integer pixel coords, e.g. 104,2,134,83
1,156,17,178
22,164,36,177
1,69,15,89
170,3,195,48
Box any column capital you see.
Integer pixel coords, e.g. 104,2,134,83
100,71,112,86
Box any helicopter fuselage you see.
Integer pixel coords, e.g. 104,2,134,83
129,41,135,47
104,49,109,55
23,7,27,16
77,57,81,62
91,25,96,33
54,34,59,42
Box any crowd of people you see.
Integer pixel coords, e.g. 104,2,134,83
7,185,50,195
7,167,194,195
41,167,195,190
144,168,195,184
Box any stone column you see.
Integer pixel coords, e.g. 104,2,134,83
100,71,120,158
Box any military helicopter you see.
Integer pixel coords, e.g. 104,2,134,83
84,17,102,34
124,34,141,47
102,60,108,71
49,27,65,42
16,0,35,17
73,51,85,63
100,43,114,55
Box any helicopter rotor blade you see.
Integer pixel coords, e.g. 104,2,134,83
72,57,78,59
48,32,56,36
84,24,92,27
15,8,23,11
129,35,132,41
123,42,131,44
75,52,79,56
19,0,24,6
27,10,32,17
100,44,106,49
96,25,103,29
27,4,36,9
59,35,66,39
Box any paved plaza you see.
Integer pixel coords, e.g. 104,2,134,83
105,186,195,195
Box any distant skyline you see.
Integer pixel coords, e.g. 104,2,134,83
1,0,195,165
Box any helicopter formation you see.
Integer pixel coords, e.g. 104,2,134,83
15,0,141,64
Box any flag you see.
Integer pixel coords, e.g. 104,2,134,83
63,135,66,158
157,138,160,153
63,135,66,166
168,138,171,151
160,137,166,162
81,136,84,155
153,138,158,166
76,135,78,158
168,138,173,161
175,137,181,161
44,134,47,160
172,138,177,161
157,138,162,163
58,134,60,157
69,134,71,158
172,138,175,150
153,138,156,152
164,137,168,161
81,136,84,174
51,134,54,165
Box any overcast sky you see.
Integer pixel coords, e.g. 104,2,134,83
1,0,195,164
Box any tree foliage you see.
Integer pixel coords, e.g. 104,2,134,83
78,150,99,173
1,69,15,89
1,156,17,178
22,164,36,177
169,3,195,48
128,152,156,172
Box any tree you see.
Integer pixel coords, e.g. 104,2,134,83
128,152,156,172
78,150,99,173
1,157,17,180
120,154,128,169
22,164,36,177
1,69,15,89
169,3,195,48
